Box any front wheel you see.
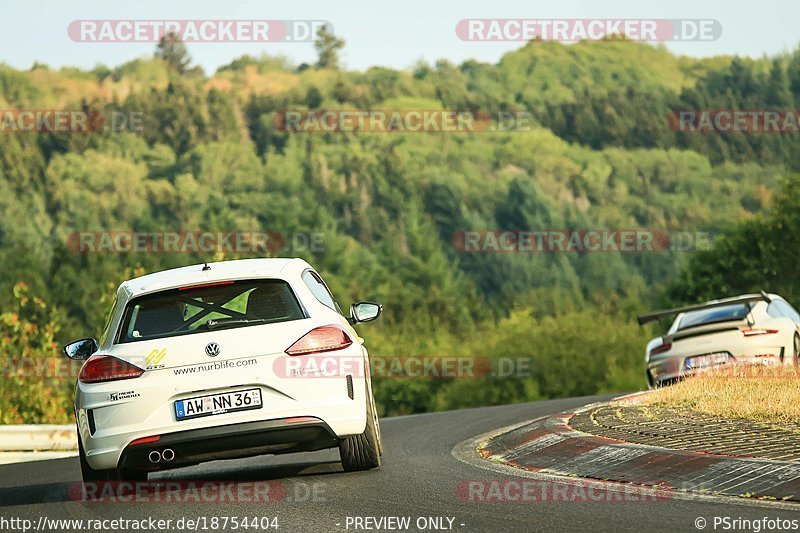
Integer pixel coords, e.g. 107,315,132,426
339,391,381,472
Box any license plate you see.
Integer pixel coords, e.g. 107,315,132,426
175,388,262,421
685,352,729,370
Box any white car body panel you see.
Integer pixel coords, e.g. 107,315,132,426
74,258,371,471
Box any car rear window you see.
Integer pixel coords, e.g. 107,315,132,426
677,303,749,331
117,279,305,343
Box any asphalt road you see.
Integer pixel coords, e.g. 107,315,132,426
1,395,798,533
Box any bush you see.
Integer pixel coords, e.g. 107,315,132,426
0,282,75,424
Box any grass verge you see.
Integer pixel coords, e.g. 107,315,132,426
641,366,800,424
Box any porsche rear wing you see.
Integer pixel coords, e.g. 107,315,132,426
637,292,771,326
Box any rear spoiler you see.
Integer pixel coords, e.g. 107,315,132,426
637,291,772,326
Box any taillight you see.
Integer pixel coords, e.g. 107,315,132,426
79,355,144,383
285,326,353,356
130,435,161,446
285,416,319,424
741,328,780,337
649,341,672,356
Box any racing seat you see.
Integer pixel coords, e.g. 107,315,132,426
134,301,185,337
246,284,302,321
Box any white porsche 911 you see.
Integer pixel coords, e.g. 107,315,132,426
64,258,383,482
638,292,800,387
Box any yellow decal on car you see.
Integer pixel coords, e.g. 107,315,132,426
146,348,167,369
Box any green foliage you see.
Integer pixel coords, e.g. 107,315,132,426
0,283,74,424
155,33,192,75
670,173,800,303
478,307,651,398
314,25,345,70
1,39,797,421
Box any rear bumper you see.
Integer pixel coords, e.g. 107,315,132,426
118,418,339,472
648,346,786,386
76,359,369,470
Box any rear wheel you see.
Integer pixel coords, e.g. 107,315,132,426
339,390,381,471
364,372,383,457
371,392,383,457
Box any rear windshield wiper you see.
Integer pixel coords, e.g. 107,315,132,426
205,318,271,330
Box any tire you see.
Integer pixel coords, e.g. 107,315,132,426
78,432,146,483
339,389,381,472
371,392,383,457
363,371,383,457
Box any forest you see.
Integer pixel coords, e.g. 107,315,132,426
2,32,799,422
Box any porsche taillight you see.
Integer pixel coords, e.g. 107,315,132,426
741,328,780,337
649,341,672,356
285,326,353,356
79,355,144,383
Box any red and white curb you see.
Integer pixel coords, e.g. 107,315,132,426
477,402,800,503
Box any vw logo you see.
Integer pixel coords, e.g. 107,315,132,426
205,342,221,357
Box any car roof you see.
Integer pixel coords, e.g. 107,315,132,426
119,258,312,299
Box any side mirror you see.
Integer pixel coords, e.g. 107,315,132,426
349,302,382,324
63,338,98,360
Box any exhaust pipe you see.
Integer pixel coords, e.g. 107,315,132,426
148,450,161,463
161,448,175,462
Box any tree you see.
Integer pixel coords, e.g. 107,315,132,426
766,59,792,108
305,86,323,108
788,50,800,104
314,25,345,69
155,32,191,74
0,282,71,424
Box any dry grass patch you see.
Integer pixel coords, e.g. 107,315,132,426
641,366,800,424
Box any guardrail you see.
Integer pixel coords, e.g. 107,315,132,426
0,425,77,451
